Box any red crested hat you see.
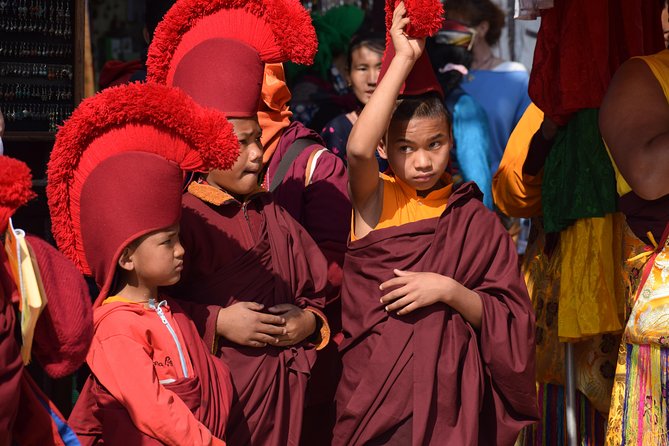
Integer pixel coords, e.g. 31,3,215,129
47,82,239,302
0,156,36,233
146,0,317,118
378,0,445,97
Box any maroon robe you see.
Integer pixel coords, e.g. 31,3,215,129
266,121,350,299
0,247,81,446
0,250,23,446
267,122,350,444
172,189,328,446
334,183,539,446
67,298,230,446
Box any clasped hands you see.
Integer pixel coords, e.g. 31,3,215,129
216,302,316,348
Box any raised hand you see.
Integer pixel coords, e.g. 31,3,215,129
390,1,425,63
216,301,287,347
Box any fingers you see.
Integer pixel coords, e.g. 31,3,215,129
384,294,414,313
393,269,416,277
257,312,286,326
379,275,411,291
256,322,286,336
379,286,408,304
248,333,281,347
267,303,296,314
242,301,264,311
396,301,419,316
393,1,406,20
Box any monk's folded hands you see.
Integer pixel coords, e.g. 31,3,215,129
216,301,287,347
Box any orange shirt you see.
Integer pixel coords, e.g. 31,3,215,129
352,173,453,241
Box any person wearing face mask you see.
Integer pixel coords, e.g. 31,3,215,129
446,0,530,174
427,20,493,209
320,33,386,170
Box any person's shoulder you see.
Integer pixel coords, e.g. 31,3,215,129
612,56,657,86
93,302,147,340
493,61,528,73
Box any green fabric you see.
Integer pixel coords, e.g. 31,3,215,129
285,5,365,81
541,109,617,233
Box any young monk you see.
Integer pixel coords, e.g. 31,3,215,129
49,82,239,445
333,3,538,445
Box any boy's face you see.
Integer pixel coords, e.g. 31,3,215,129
123,224,184,288
380,115,452,193
207,117,264,197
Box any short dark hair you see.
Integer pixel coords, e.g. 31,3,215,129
445,0,506,47
390,93,451,129
347,32,385,72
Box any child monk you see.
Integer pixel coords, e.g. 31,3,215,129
48,82,239,445
333,3,538,445
147,3,341,442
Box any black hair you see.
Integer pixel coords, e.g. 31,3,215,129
445,0,506,46
389,92,452,130
347,32,385,72
426,37,473,95
145,0,176,39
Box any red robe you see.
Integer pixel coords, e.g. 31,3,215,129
334,183,539,446
267,123,349,444
0,246,80,446
171,187,329,446
0,249,23,446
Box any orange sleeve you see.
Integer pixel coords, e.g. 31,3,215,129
88,326,216,446
492,102,545,218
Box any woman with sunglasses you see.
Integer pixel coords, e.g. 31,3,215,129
427,21,494,209
446,0,531,175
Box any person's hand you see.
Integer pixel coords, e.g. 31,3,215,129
540,116,559,141
380,269,454,315
216,302,286,347
390,2,425,63
267,304,317,347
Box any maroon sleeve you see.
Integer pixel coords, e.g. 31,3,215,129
272,204,329,314
169,298,220,353
453,203,538,444
303,150,351,292
0,260,22,446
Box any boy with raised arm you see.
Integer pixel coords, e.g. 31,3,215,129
334,2,538,445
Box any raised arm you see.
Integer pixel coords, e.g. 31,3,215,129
600,57,669,201
347,2,424,210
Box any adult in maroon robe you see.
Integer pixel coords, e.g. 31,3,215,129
170,186,329,446
265,120,350,300
260,73,350,445
334,184,539,446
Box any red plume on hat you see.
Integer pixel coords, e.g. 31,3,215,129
379,0,445,97
146,0,317,117
0,156,36,233
47,82,239,301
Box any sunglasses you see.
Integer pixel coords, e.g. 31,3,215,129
433,22,476,51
